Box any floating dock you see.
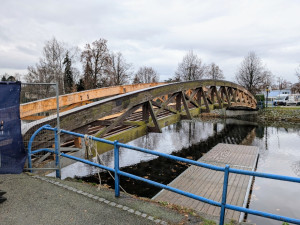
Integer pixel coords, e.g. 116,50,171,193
153,143,259,222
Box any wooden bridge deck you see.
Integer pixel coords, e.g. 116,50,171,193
153,143,259,222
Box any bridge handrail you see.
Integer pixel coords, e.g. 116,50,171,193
27,125,300,225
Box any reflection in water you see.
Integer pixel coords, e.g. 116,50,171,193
248,126,300,225
76,119,256,197
60,120,226,178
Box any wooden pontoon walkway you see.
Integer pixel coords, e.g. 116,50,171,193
153,143,259,222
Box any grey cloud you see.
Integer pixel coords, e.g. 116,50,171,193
0,0,300,83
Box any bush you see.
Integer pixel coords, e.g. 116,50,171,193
255,94,265,108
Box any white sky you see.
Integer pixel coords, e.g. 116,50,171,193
1,0,300,83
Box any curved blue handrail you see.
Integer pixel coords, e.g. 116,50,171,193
27,125,300,225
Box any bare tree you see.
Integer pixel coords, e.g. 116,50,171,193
108,52,132,86
277,76,291,90
81,38,111,90
259,69,274,90
174,50,206,81
292,83,300,93
235,52,271,94
206,63,224,80
25,37,79,94
292,65,300,93
133,66,159,84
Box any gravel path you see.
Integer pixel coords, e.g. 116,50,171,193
0,173,184,225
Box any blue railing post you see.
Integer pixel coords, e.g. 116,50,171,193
220,165,230,225
114,140,120,197
27,146,33,173
54,128,61,179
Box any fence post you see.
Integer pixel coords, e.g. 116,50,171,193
55,83,61,178
220,165,230,225
114,140,120,197
27,148,32,173
54,128,61,179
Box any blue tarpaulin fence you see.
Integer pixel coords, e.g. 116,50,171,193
0,81,26,174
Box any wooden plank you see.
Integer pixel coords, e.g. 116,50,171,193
153,143,258,222
20,82,164,119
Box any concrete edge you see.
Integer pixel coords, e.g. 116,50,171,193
32,175,167,225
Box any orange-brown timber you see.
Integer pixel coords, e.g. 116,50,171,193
20,83,164,119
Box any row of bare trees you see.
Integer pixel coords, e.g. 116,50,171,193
3,37,300,96
173,50,224,82
24,38,159,94
173,50,300,95
173,51,277,95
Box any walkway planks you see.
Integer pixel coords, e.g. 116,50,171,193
153,143,259,222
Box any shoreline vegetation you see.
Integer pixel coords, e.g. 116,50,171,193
257,107,300,122
200,107,300,128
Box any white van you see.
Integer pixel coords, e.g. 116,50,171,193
273,94,289,106
286,94,300,106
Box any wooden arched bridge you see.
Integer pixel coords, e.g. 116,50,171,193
22,80,256,153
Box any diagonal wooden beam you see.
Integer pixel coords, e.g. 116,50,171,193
221,86,231,107
199,88,210,112
211,86,222,108
153,96,165,103
241,92,246,103
147,101,162,133
234,90,237,102
184,89,200,108
184,94,199,108
235,89,240,102
181,91,192,119
153,93,179,116
96,104,142,137
151,100,177,115
227,87,234,103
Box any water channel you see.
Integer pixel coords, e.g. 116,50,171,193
56,118,300,225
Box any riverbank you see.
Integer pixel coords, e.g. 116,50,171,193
257,107,300,126
200,107,300,127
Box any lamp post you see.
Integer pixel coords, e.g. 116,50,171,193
266,86,270,108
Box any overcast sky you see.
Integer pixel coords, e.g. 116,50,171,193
1,0,300,83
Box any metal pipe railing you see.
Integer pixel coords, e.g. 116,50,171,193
27,125,300,225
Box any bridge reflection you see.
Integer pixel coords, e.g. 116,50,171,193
56,119,257,194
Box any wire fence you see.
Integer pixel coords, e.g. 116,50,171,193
21,83,61,172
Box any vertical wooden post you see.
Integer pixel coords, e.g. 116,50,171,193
176,93,182,112
196,88,202,107
142,103,149,123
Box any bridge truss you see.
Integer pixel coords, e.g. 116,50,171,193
22,80,256,154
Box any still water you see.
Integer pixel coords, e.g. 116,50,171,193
247,126,300,225
56,118,300,225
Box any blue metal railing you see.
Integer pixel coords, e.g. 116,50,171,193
27,125,300,225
